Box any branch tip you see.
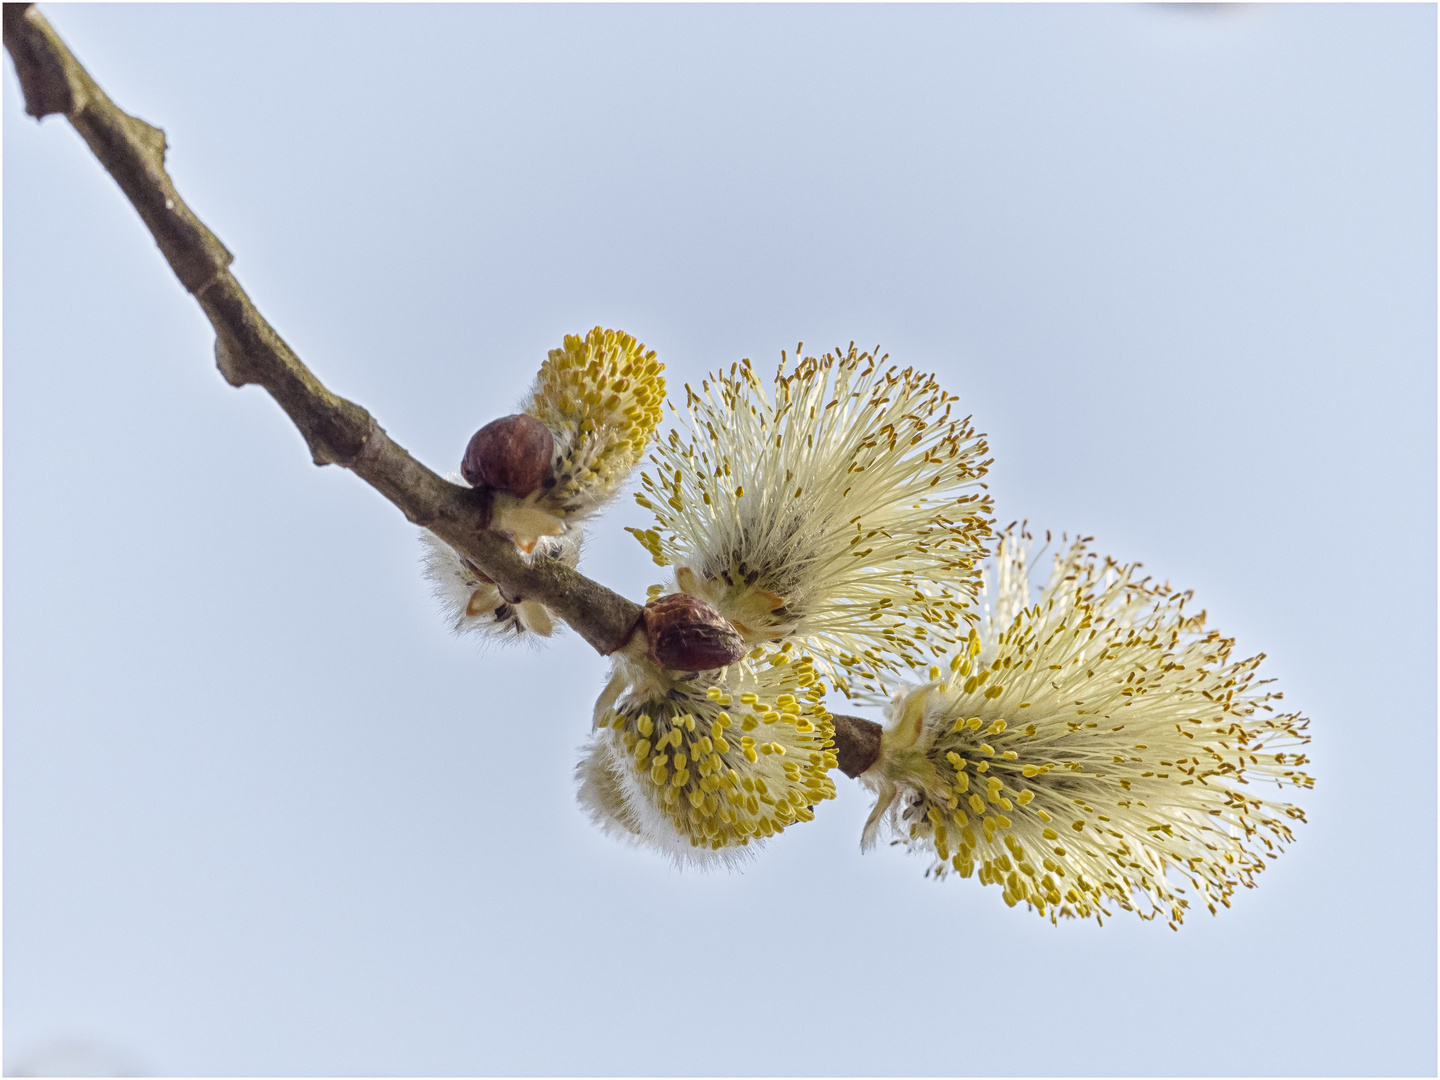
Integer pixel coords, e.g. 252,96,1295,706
4,3,73,118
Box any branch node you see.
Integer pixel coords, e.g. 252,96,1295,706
193,269,227,301
314,414,386,472
349,417,388,472
306,435,338,469
121,109,166,169
213,327,254,388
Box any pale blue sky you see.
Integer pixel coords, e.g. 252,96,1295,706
5,4,1435,1076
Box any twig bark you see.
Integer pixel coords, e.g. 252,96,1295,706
2,2,884,777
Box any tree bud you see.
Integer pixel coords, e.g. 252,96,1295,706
642,592,746,671
461,414,555,497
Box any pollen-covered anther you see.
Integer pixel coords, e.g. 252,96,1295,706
642,592,747,672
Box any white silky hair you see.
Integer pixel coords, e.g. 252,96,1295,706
574,735,759,871
418,472,582,641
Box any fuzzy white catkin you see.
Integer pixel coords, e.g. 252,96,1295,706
861,531,1313,928
419,467,582,640
629,345,992,702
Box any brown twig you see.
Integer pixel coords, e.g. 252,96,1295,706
2,2,884,777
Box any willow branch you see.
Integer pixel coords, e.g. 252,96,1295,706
2,2,638,656
3,2,885,776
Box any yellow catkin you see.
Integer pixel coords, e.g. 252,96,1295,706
579,649,839,865
532,328,665,515
859,532,1313,926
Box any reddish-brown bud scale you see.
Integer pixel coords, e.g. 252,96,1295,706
642,593,747,672
461,414,555,497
